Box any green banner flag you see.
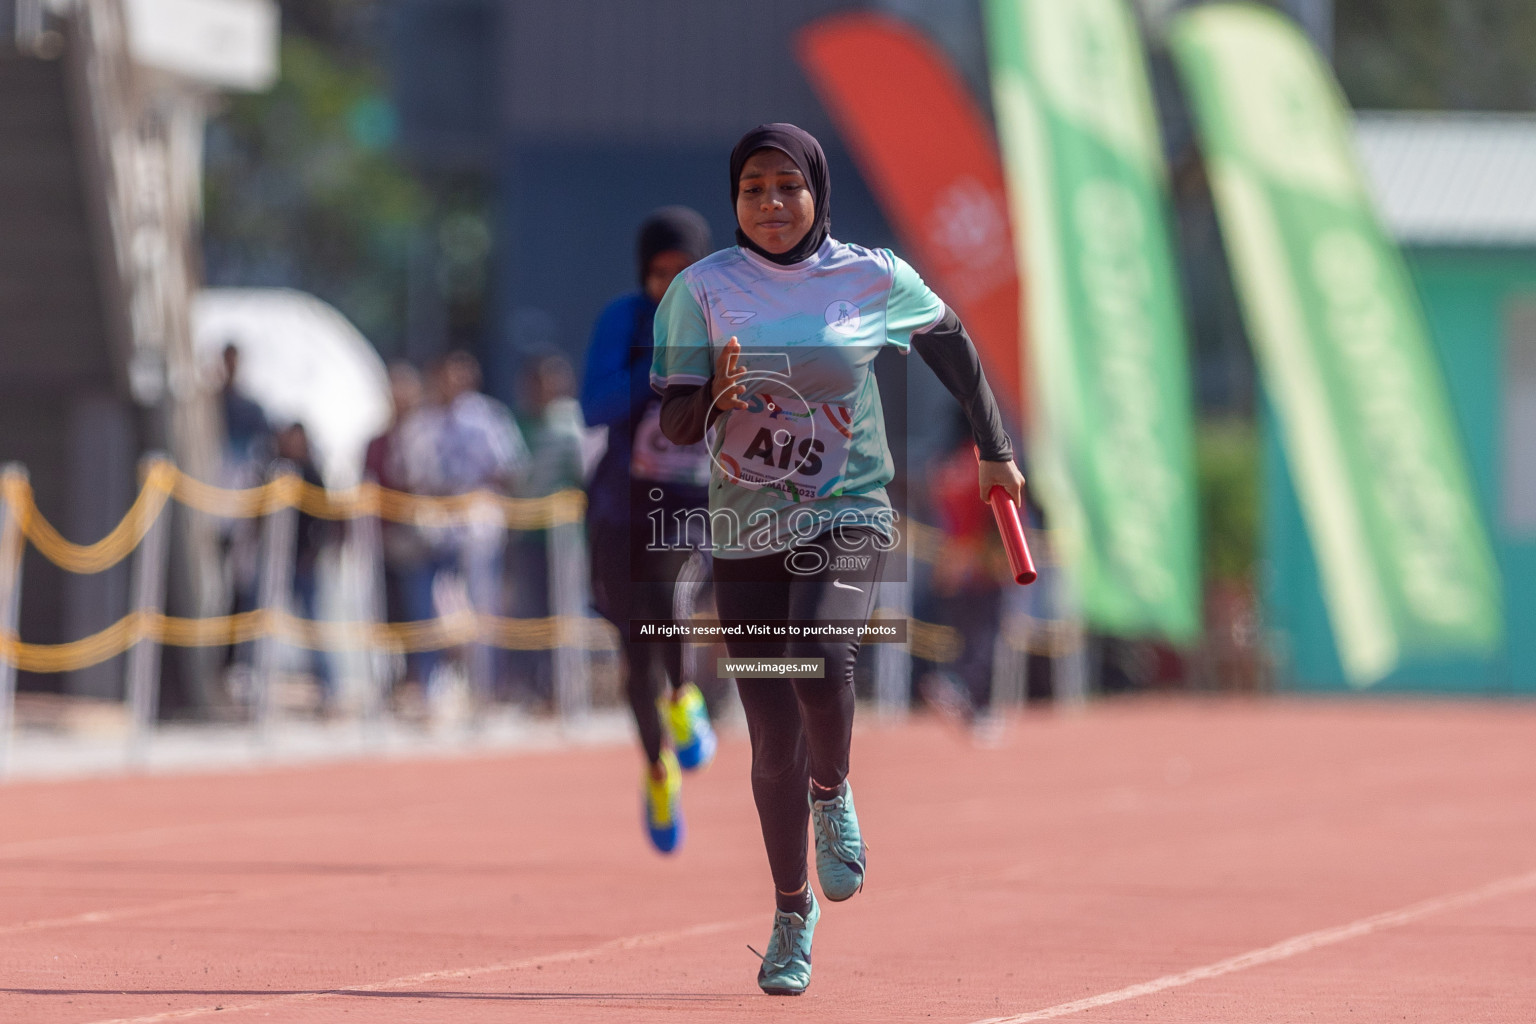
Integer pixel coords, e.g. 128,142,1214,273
1169,4,1502,683
984,0,1200,641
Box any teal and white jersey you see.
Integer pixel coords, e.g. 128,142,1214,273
651,237,944,559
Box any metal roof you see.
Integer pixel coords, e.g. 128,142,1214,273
1354,112,1536,246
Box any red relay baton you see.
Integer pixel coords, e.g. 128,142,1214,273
974,446,1036,584
989,486,1037,585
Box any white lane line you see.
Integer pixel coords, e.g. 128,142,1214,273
0,812,355,859
78,914,762,1024
972,867,1536,1024
0,877,368,938
69,858,1044,1023
2,892,257,937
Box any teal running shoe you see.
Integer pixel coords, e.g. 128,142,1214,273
666,683,717,771
810,782,866,901
750,891,820,996
643,750,683,853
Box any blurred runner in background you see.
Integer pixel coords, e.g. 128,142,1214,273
580,207,718,854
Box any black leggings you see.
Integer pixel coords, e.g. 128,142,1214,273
713,526,885,895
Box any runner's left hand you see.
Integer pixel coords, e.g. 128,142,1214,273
977,459,1025,506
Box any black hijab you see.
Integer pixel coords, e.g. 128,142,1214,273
636,206,712,288
728,123,831,266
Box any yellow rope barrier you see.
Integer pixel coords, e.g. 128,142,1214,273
9,456,1060,577
0,604,1075,673
0,461,178,574
168,471,585,528
0,457,1073,675
0,459,600,674
0,609,624,675
168,472,283,518
0,613,145,674
909,619,964,664
0,461,584,550
153,610,268,649
1002,615,1084,659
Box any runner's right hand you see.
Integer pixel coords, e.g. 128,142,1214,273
712,336,748,412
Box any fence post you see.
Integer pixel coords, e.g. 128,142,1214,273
468,495,508,724
991,620,1022,711
548,494,591,724
0,463,27,778
1057,622,1090,708
873,547,913,720
1055,569,1090,709
13,0,43,49
353,482,388,735
253,464,297,741
125,455,171,766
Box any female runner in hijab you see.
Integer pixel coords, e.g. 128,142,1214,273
650,124,1024,995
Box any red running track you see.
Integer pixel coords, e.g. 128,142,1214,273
2,697,1534,1023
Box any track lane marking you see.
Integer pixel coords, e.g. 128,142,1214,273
0,811,372,860
0,875,381,938
3,890,275,937
971,866,1536,1023
71,860,1046,1023
77,915,763,1024
47,867,1536,1024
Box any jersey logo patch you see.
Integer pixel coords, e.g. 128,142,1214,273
825,300,861,335
722,309,757,325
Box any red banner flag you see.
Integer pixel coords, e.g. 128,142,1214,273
796,13,1025,418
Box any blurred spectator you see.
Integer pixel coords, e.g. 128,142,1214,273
364,361,423,492
276,422,337,710
219,342,272,479
389,351,528,708
217,342,272,685
364,362,428,692
393,351,528,498
522,353,588,497
506,352,589,706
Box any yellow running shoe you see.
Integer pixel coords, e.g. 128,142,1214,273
643,749,683,853
665,683,717,771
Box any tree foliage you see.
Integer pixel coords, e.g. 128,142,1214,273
203,9,427,353
1197,418,1260,584
1335,0,1536,110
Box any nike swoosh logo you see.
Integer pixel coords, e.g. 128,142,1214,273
722,310,756,325
832,579,863,593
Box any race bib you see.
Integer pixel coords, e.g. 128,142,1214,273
715,392,853,500
631,401,710,486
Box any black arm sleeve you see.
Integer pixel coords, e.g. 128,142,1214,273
658,383,721,446
911,305,1014,462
